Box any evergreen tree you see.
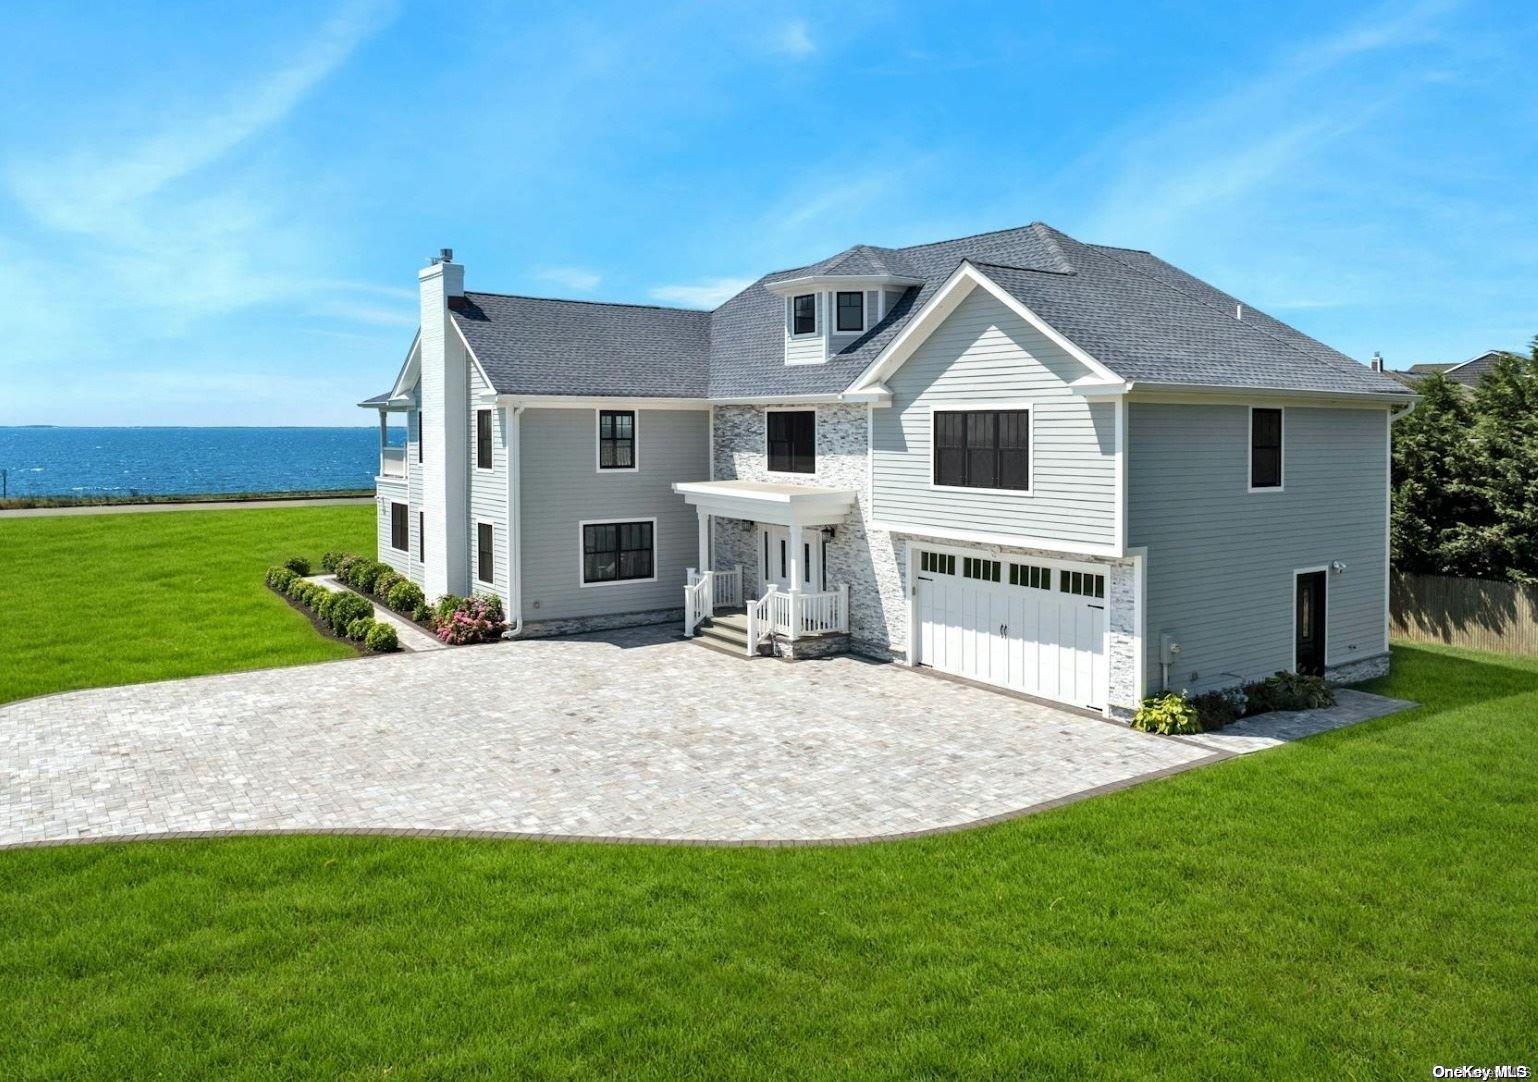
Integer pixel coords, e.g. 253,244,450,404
1468,340,1538,581
1391,369,1488,576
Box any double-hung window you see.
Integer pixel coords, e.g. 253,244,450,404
933,409,1030,491
1250,408,1283,489
598,410,636,470
767,410,815,474
476,522,495,584
835,291,864,332
389,502,408,551
582,520,655,584
475,409,493,470
791,294,817,336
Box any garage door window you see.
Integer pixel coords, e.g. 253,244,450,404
963,557,1001,583
1010,563,1051,590
920,551,956,575
1060,570,1105,598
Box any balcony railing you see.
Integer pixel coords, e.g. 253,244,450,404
379,446,406,479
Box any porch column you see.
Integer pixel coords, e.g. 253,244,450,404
696,509,711,574
377,409,387,472
787,522,804,640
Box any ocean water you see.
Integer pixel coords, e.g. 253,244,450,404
0,427,403,498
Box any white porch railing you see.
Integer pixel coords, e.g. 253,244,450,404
683,571,715,636
712,566,742,609
379,446,406,478
744,584,849,654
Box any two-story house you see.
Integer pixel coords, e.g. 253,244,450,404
361,224,1414,719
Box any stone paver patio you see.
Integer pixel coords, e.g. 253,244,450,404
0,626,1413,848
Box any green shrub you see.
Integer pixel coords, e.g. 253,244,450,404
1191,688,1245,731
327,592,373,635
365,622,400,653
265,566,297,592
431,594,467,625
346,558,386,593
314,590,337,624
374,569,403,599
283,555,312,576
1244,672,1335,715
346,616,376,641
333,554,360,582
290,582,317,608
388,580,425,617
1130,691,1202,735
321,550,349,573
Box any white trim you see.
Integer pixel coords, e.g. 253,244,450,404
1129,385,1415,408
1130,546,1147,699
865,403,874,512
926,402,1036,497
848,262,1123,394
593,406,640,473
473,518,497,588
787,292,819,339
387,499,410,552
1247,405,1285,493
872,518,1125,559
832,289,866,334
494,395,712,411
506,406,524,633
577,516,659,589
449,317,498,398
764,406,819,479
1291,565,1329,673
474,407,495,472
904,539,918,667
1113,397,1127,554
708,406,715,482
384,332,421,401
766,273,925,297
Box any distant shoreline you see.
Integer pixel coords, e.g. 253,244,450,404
0,489,373,511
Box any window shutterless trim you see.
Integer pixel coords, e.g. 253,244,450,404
417,510,424,562
475,520,496,586
1248,406,1284,491
835,290,865,333
578,517,658,588
475,409,493,470
928,403,1034,494
790,293,818,337
389,502,409,551
765,407,817,476
595,408,638,472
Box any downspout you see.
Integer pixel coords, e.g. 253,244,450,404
504,405,525,637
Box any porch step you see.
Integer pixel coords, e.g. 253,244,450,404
695,612,763,656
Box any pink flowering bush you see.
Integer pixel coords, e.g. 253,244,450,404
431,593,506,645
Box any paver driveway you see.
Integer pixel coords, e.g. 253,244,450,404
0,625,1407,848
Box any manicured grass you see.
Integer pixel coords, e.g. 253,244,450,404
0,644,1533,1077
0,505,374,704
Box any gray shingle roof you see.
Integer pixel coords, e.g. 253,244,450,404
451,293,711,397
444,222,1411,401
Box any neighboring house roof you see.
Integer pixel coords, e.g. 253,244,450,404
451,293,712,398
1394,350,1510,389
435,221,1412,402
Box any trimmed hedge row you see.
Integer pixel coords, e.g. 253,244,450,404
1131,672,1335,735
320,551,505,644
265,564,399,653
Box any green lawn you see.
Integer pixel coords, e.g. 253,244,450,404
0,505,374,705
0,643,1533,1078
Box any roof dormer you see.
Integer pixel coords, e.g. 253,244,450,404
765,246,924,366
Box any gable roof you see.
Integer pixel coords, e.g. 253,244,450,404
451,293,711,398
433,222,1411,402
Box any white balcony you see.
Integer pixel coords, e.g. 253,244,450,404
379,445,407,479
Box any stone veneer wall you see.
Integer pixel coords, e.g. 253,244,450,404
709,403,1141,715
518,606,683,640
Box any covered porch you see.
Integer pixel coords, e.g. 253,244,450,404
672,480,859,656
358,391,416,481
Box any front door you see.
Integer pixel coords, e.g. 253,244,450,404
760,526,823,592
1295,571,1327,676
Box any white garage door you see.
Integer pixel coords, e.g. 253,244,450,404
915,549,1108,710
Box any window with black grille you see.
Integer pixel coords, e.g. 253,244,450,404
476,409,493,470
390,502,408,551
598,410,636,470
1250,408,1283,489
1010,563,1051,590
1059,570,1105,598
934,410,1030,490
963,557,1001,582
477,522,494,584
582,521,654,584
920,551,956,575
767,410,815,474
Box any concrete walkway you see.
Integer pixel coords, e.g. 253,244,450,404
0,625,1413,849
0,496,371,518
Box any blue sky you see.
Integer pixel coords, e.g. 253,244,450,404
1,0,1534,425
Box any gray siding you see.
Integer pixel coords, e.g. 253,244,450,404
466,364,508,601
519,408,709,622
405,400,424,586
376,482,410,574
871,287,1117,548
1129,403,1390,694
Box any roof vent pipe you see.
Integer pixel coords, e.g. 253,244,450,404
1235,303,1243,320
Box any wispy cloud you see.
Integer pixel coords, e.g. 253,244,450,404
770,19,816,59
534,266,602,293
1076,0,1464,243
650,277,754,307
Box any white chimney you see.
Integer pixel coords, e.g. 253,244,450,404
418,249,468,597
1370,351,1384,373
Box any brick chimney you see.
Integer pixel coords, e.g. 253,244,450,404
418,249,468,597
